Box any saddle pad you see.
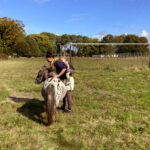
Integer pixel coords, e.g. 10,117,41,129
44,78,67,106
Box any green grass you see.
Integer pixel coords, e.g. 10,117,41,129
0,57,150,150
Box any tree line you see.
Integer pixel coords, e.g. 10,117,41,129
0,17,149,58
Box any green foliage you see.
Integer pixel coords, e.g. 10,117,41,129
100,35,115,54
66,49,77,57
30,34,56,56
25,36,40,57
14,36,41,57
60,34,71,45
0,38,2,51
0,17,25,55
136,37,149,54
0,51,8,59
0,17,149,57
98,34,149,55
41,32,57,41
116,35,149,54
14,40,30,57
100,45,115,54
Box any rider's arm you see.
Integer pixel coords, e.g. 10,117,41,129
54,61,67,78
57,68,66,78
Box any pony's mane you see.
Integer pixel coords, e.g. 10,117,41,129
41,65,55,78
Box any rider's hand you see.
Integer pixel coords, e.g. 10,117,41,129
53,74,59,78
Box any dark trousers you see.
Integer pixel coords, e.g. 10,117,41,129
62,90,72,110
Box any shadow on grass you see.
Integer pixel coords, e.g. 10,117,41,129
9,96,47,125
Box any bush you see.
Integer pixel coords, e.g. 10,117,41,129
30,34,56,56
14,40,31,57
25,36,40,57
0,51,8,59
14,36,40,57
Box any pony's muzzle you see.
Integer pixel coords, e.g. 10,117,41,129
35,79,39,84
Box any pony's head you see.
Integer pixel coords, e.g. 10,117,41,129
35,66,49,84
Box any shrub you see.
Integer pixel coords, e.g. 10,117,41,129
0,51,8,59
25,36,40,57
14,40,31,57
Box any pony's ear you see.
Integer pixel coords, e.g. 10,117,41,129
40,65,48,70
43,68,49,79
43,65,48,69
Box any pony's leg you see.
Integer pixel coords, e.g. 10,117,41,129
46,85,56,125
56,100,60,108
41,88,47,113
41,88,46,100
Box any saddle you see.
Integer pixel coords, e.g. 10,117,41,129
44,78,67,106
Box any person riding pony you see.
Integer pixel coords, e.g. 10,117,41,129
46,51,73,112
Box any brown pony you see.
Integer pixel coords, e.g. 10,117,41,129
35,66,56,125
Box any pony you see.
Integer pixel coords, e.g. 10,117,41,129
35,66,67,126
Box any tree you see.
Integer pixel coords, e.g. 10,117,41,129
60,34,70,45
66,49,76,57
137,37,149,54
114,35,125,43
0,37,2,52
30,34,56,56
14,40,30,57
0,17,25,55
25,36,40,57
117,34,149,54
100,34,115,54
41,32,58,41
113,35,126,53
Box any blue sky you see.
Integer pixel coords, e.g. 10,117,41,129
0,0,150,41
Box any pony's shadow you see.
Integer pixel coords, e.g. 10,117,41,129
9,96,46,125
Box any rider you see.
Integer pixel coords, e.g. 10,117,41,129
60,56,71,85
46,51,72,112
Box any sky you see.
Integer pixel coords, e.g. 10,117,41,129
0,0,150,42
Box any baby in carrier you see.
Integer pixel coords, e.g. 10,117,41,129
60,56,74,85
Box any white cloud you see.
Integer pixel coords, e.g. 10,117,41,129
92,32,107,41
55,33,60,36
141,30,150,42
34,0,49,4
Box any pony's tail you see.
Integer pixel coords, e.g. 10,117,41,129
46,85,56,126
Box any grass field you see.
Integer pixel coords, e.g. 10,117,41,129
0,57,150,150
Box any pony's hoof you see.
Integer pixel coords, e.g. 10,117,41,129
57,106,65,110
47,122,52,126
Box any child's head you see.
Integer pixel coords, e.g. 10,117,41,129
60,56,66,62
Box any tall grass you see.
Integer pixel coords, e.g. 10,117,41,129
0,57,150,150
